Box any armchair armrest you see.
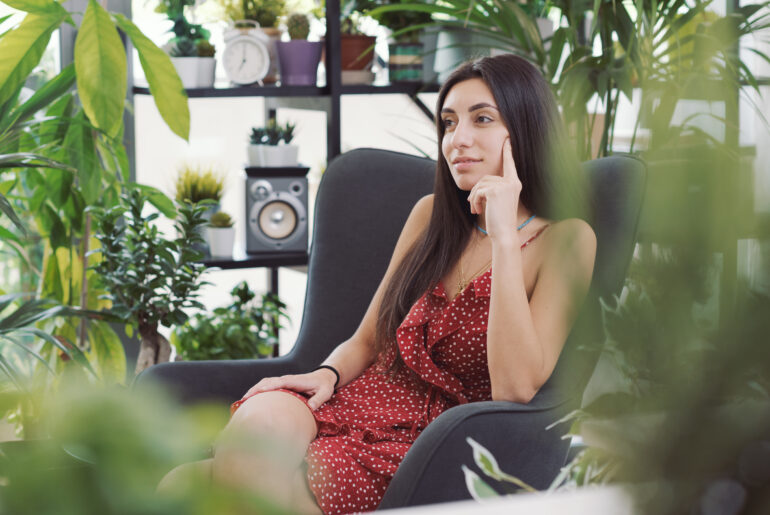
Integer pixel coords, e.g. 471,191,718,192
378,393,575,509
134,356,303,405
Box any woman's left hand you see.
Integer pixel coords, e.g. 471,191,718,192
467,138,523,244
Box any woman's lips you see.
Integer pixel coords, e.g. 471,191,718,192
452,158,481,170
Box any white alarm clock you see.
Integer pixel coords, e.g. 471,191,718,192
222,20,271,85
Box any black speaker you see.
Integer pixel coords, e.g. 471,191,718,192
245,167,309,254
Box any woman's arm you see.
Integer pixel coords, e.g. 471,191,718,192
245,194,435,408
319,194,435,388
486,219,596,403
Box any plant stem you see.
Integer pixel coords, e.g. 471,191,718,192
78,213,91,350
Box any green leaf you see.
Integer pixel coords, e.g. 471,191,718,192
88,321,126,383
466,436,503,480
0,293,27,313
0,225,22,244
2,0,65,15
4,63,76,132
0,192,26,235
74,0,127,138
0,11,66,107
19,327,96,377
64,111,100,204
462,465,499,501
130,183,177,218
112,13,190,141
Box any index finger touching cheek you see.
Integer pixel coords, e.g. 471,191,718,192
502,138,518,180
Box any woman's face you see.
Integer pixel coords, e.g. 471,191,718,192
440,78,510,191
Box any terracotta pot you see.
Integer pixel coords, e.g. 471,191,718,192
340,35,376,71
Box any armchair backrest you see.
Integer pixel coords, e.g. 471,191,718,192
286,149,435,370
289,149,646,401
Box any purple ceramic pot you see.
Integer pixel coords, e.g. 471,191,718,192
276,40,323,86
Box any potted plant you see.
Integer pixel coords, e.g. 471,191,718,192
157,0,217,88
217,0,288,83
171,281,289,360
247,117,298,167
173,164,225,219
91,188,210,374
276,13,323,86
367,0,432,82
338,1,378,84
206,211,235,257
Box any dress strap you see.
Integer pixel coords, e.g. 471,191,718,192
521,224,550,249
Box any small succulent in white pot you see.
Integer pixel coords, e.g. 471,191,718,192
247,117,298,167
206,211,235,258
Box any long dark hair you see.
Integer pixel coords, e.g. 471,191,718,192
374,54,585,374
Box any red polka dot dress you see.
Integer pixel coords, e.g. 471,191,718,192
231,226,549,514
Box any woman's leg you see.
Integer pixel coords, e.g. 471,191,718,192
212,390,320,512
156,458,213,495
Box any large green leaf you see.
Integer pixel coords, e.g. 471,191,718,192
88,321,126,383
461,465,498,500
64,111,100,204
0,12,66,107
0,192,26,235
74,0,127,138
2,0,66,15
3,63,76,134
112,14,190,141
130,183,177,219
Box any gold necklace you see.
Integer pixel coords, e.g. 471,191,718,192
456,234,491,296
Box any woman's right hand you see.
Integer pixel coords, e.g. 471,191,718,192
242,368,338,410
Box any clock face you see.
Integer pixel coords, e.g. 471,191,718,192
223,36,270,85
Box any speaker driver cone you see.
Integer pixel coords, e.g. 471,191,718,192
259,201,297,240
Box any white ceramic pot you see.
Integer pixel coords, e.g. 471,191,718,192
247,144,299,167
170,57,216,88
206,226,235,257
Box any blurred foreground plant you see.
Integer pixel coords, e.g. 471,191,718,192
0,378,288,515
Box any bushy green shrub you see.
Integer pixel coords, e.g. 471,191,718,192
171,282,288,361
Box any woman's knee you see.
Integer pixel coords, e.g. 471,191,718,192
223,391,317,445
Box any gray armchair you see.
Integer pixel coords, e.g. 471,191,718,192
137,148,646,508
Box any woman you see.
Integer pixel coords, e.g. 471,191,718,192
160,54,596,514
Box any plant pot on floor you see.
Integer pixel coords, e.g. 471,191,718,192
247,144,299,167
276,40,322,86
170,57,216,88
206,226,235,258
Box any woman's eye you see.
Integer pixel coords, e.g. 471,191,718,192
442,118,456,128
476,114,493,123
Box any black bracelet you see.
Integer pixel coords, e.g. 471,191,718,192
313,365,340,390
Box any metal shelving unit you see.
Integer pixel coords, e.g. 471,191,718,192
125,0,439,294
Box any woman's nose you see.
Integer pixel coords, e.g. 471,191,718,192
449,120,473,148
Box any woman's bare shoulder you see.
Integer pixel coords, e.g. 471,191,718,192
407,194,434,228
542,218,597,271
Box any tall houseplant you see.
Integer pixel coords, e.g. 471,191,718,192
0,0,192,434
91,188,210,374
